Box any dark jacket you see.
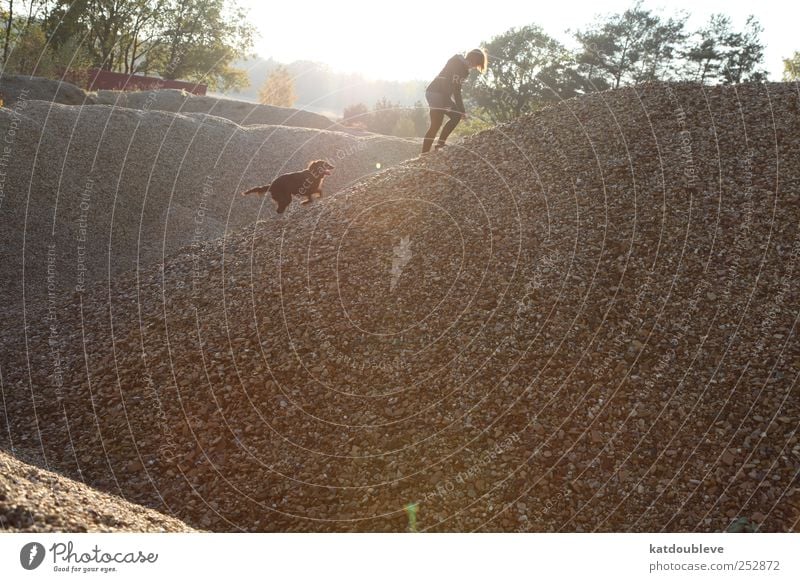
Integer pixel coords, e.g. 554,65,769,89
426,54,470,113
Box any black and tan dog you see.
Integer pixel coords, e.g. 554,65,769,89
242,160,335,213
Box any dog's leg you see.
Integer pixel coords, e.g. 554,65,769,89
273,192,291,214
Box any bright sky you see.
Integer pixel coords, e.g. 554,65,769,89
241,0,797,82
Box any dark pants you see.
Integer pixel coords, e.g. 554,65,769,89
422,91,462,153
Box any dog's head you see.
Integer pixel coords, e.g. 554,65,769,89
308,159,335,177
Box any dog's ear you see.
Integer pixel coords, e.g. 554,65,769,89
308,159,323,169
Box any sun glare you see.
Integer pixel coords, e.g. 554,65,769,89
244,0,790,82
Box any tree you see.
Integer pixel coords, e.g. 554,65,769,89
633,13,688,82
369,97,401,134
35,0,254,90
42,1,90,56
2,0,14,64
145,0,254,90
391,117,416,138
682,15,729,83
3,0,49,65
3,19,45,74
342,100,425,137
40,1,142,71
87,1,152,72
4,16,94,78
451,107,493,138
409,100,427,136
682,14,766,84
574,1,680,90
573,5,766,90
573,30,614,92
258,65,296,107
466,25,579,123
342,102,368,124
784,52,800,80
720,16,766,83
118,0,165,74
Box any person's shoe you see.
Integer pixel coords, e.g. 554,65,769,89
434,143,446,150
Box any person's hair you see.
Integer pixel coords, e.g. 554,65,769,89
466,48,488,73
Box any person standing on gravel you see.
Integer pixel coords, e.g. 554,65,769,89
421,48,487,154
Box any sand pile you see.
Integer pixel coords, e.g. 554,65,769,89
0,74,93,106
0,450,195,532
93,89,335,129
0,100,417,312
0,76,335,129
0,82,797,533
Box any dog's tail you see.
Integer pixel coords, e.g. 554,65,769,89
242,184,270,196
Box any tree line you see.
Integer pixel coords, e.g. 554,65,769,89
785,52,800,80
1,0,254,90
468,2,772,123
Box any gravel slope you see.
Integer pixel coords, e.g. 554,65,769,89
0,76,334,128
93,89,336,129
0,74,93,106
0,100,417,312
0,450,195,532
0,82,797,532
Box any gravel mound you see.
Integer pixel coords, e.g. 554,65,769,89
0,450,195,531
0,82,797,533
0,101,417,312
0,74,94,106
93,89,335,129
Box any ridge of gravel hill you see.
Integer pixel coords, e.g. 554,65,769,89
0,450,196,532
0,76,337,130
93,89,336,129
0,82,797,533
0,74,93,106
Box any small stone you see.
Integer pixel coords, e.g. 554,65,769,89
721,450,735,466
